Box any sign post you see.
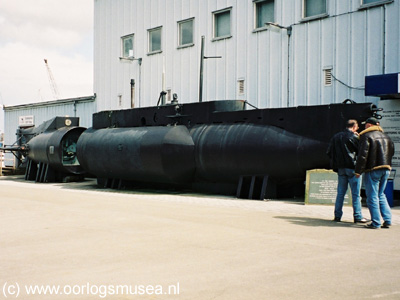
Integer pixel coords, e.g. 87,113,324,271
379,100,399,192
18,115,35,127
305,169,352,205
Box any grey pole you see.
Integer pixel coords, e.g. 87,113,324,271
199,36,205,103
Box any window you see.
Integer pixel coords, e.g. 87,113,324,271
363,0,387,3
178,18,194,47
303,0,327,18
121,34,134,58
213,8,231,39
255,0,275,29
148,27,162,53
360,0,394,7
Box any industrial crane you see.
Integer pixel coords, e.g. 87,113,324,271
44,59,61,99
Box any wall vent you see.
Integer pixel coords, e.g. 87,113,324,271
238,79,245,95
324,68,332,86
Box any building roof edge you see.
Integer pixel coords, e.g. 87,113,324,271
3,95,96,111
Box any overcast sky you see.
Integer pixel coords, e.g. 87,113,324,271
0,0,94,133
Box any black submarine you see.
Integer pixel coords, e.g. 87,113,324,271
2,98,379,199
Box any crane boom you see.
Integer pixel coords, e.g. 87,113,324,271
44,59,61,99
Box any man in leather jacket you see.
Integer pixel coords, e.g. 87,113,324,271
327,119,367,223
355,117,395,229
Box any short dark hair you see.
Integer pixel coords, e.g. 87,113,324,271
346,119,358,128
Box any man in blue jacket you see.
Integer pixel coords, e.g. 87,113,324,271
355,117,395,229
327,119,368,223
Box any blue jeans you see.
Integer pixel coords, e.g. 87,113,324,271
335,168,363,220
364,169,391,228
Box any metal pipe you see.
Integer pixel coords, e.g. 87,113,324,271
199,36,205,102
138,58,142,107
287,30,291,107
383,5,386,73
130,79,135,108
73,101,77,117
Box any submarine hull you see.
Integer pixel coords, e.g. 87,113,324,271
76,126,196,184
10,101,379,198
190,123,329,183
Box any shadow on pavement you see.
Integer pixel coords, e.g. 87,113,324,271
275,216,366,228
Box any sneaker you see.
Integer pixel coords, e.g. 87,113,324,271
382,222,391,229
365,223,380,229
354,218,369,224
333,217,341,222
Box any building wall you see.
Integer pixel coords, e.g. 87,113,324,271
3,96,95,167
94,0,400,111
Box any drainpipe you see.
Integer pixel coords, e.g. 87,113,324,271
199,36,205,102
130,79,135,108
383,5,386,73
73,100,77,117
287,28,292,107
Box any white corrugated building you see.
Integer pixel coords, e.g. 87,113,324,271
2,96,95,167
94,0,400,111
3,0,399,171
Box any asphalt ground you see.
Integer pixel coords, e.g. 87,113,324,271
0,176,399,300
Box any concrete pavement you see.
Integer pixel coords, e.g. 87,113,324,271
1,176,399,299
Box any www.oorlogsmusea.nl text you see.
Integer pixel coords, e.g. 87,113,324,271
2,281,180,298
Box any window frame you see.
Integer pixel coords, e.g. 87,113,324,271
212,7,232,41
301,0,328,22
177,18,195,49
253,0,275,32
359,0,394,10
121,34,134,58
148,26,162,55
